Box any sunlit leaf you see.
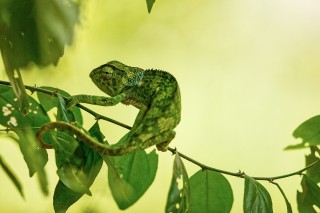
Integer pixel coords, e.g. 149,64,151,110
53,180,83,213
285,115,320,150
57,163,91,195
146,0,156,13
297,175,320,213
189,170,233,213
166,152,190,213
0,0,79,69
243,175,273,213
0,155,24,198
106,150,158,209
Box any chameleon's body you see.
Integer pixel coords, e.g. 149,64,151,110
37,61,181,156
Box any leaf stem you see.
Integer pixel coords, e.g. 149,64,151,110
0,80,319,182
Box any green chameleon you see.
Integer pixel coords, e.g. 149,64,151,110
37,61,181,156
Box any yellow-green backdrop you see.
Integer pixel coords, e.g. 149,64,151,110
1,0,320,212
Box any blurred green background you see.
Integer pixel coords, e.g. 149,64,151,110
1,0,320,212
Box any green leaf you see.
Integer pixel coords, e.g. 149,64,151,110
189,170,233,213
0,155,24,198
53,123,103,204
0,85,51,132
105,150,158,209
0,85,49,194
3,69,30,114
15,128,49,195
57,163,91,195
0,0,79,69
285,115,320,149
166,152,190,213
146,0,156,13
297,175,320,213
306,151,320,183
243,175,273,213
37,86,83,125
53,180,83,213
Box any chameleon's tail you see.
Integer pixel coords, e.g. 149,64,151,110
37,121,148,156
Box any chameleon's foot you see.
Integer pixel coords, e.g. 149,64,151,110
66,96,80,110
155,130,176,152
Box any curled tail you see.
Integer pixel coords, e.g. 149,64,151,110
36,121,141,156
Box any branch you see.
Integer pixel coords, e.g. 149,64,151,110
0,80,319,182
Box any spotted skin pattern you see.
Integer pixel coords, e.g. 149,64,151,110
37,61,181,156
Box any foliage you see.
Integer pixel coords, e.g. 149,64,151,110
0,0,320,212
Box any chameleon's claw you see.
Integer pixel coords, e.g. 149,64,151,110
66,97,79,110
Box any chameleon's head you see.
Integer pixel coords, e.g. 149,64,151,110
90,61,144,97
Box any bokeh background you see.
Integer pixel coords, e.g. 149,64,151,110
1,0,320,212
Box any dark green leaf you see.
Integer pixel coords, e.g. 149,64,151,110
0,155,24,198
189,170,233,213
52,99,99,195
0,85,49,194
306,152,320,183
0,0,79,69
15,128,49,195
285,115,320,150
105,150,158,209
37,86,83,125
146,0,156,13
297,175,320,213
53,180,83,213
243,175,273,213
57,94,75,123
166,152,190,213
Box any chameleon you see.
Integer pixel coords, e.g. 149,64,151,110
36,61,181,156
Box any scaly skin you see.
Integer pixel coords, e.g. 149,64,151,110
37,61,181,156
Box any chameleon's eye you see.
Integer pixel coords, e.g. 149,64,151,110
102,66,113,75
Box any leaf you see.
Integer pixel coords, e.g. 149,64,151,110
166,152,190,213
146,0,156,13
37,86,83,125
189,170,233,213
297,175,320,213
243,175,273,213
0,0,79,69
3,68,30,115
53,180,83,213
285,115,320,150
306,152,320,183
0,85,51,132
15,128,49,195
0,85,49,194
53,123,103,206
0,155,24,198
105,150,158,209
57,163,91,195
